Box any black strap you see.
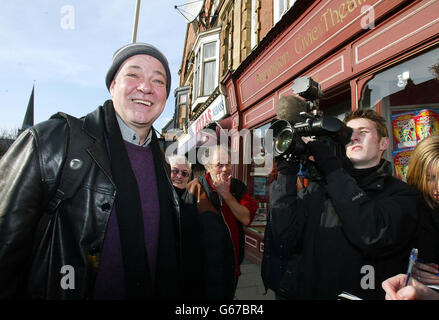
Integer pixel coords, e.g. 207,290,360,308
47,113,93,213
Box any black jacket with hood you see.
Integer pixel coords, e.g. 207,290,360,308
262,159,421,300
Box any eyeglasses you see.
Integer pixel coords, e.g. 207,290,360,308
171,168,190,178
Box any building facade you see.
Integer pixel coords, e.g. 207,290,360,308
172,0,439,265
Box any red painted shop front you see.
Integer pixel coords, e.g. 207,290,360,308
224,0,439,265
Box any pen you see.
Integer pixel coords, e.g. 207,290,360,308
404,248,418,287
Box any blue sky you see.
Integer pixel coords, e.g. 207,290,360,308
0,0,189,133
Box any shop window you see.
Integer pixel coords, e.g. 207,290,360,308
244,122,276,236
359,46,439,181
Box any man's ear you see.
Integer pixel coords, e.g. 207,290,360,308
109,80,116,96
379,136,390,151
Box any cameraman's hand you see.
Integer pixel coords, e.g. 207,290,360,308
301,137,341,176
275,154,300,176
301,137,316,162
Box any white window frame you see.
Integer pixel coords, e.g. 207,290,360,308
201,41,217,96
273,0,296,24
191,27,221,110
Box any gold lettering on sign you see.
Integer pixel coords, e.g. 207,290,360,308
321,0,367,32
256,51,291,84
294,25,323,54
254,0,369,84
295,0,368,54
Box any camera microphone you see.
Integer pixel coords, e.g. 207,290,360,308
270,77,352,162
276,95,308,124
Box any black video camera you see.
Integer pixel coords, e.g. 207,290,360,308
269,77,353,178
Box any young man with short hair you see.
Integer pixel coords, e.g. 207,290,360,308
262,109,421,299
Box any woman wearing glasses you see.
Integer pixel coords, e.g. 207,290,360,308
168,154,192,198
168,154,205,299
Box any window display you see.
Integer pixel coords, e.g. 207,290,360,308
359,46,439,180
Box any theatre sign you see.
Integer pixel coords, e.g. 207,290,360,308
236,0,407,109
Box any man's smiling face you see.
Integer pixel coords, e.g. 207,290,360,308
110,54,167,134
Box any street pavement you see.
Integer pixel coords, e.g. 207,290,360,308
234,258,275,300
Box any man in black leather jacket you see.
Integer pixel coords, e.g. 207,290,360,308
0,43,183,299
262,109,421,300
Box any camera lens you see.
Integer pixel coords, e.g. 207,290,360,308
275,129,293,154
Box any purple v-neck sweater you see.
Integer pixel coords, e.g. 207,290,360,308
93,142,160,299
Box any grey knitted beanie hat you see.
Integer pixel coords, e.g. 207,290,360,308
106,42,171,97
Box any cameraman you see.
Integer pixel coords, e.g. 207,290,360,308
262,109,421,299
